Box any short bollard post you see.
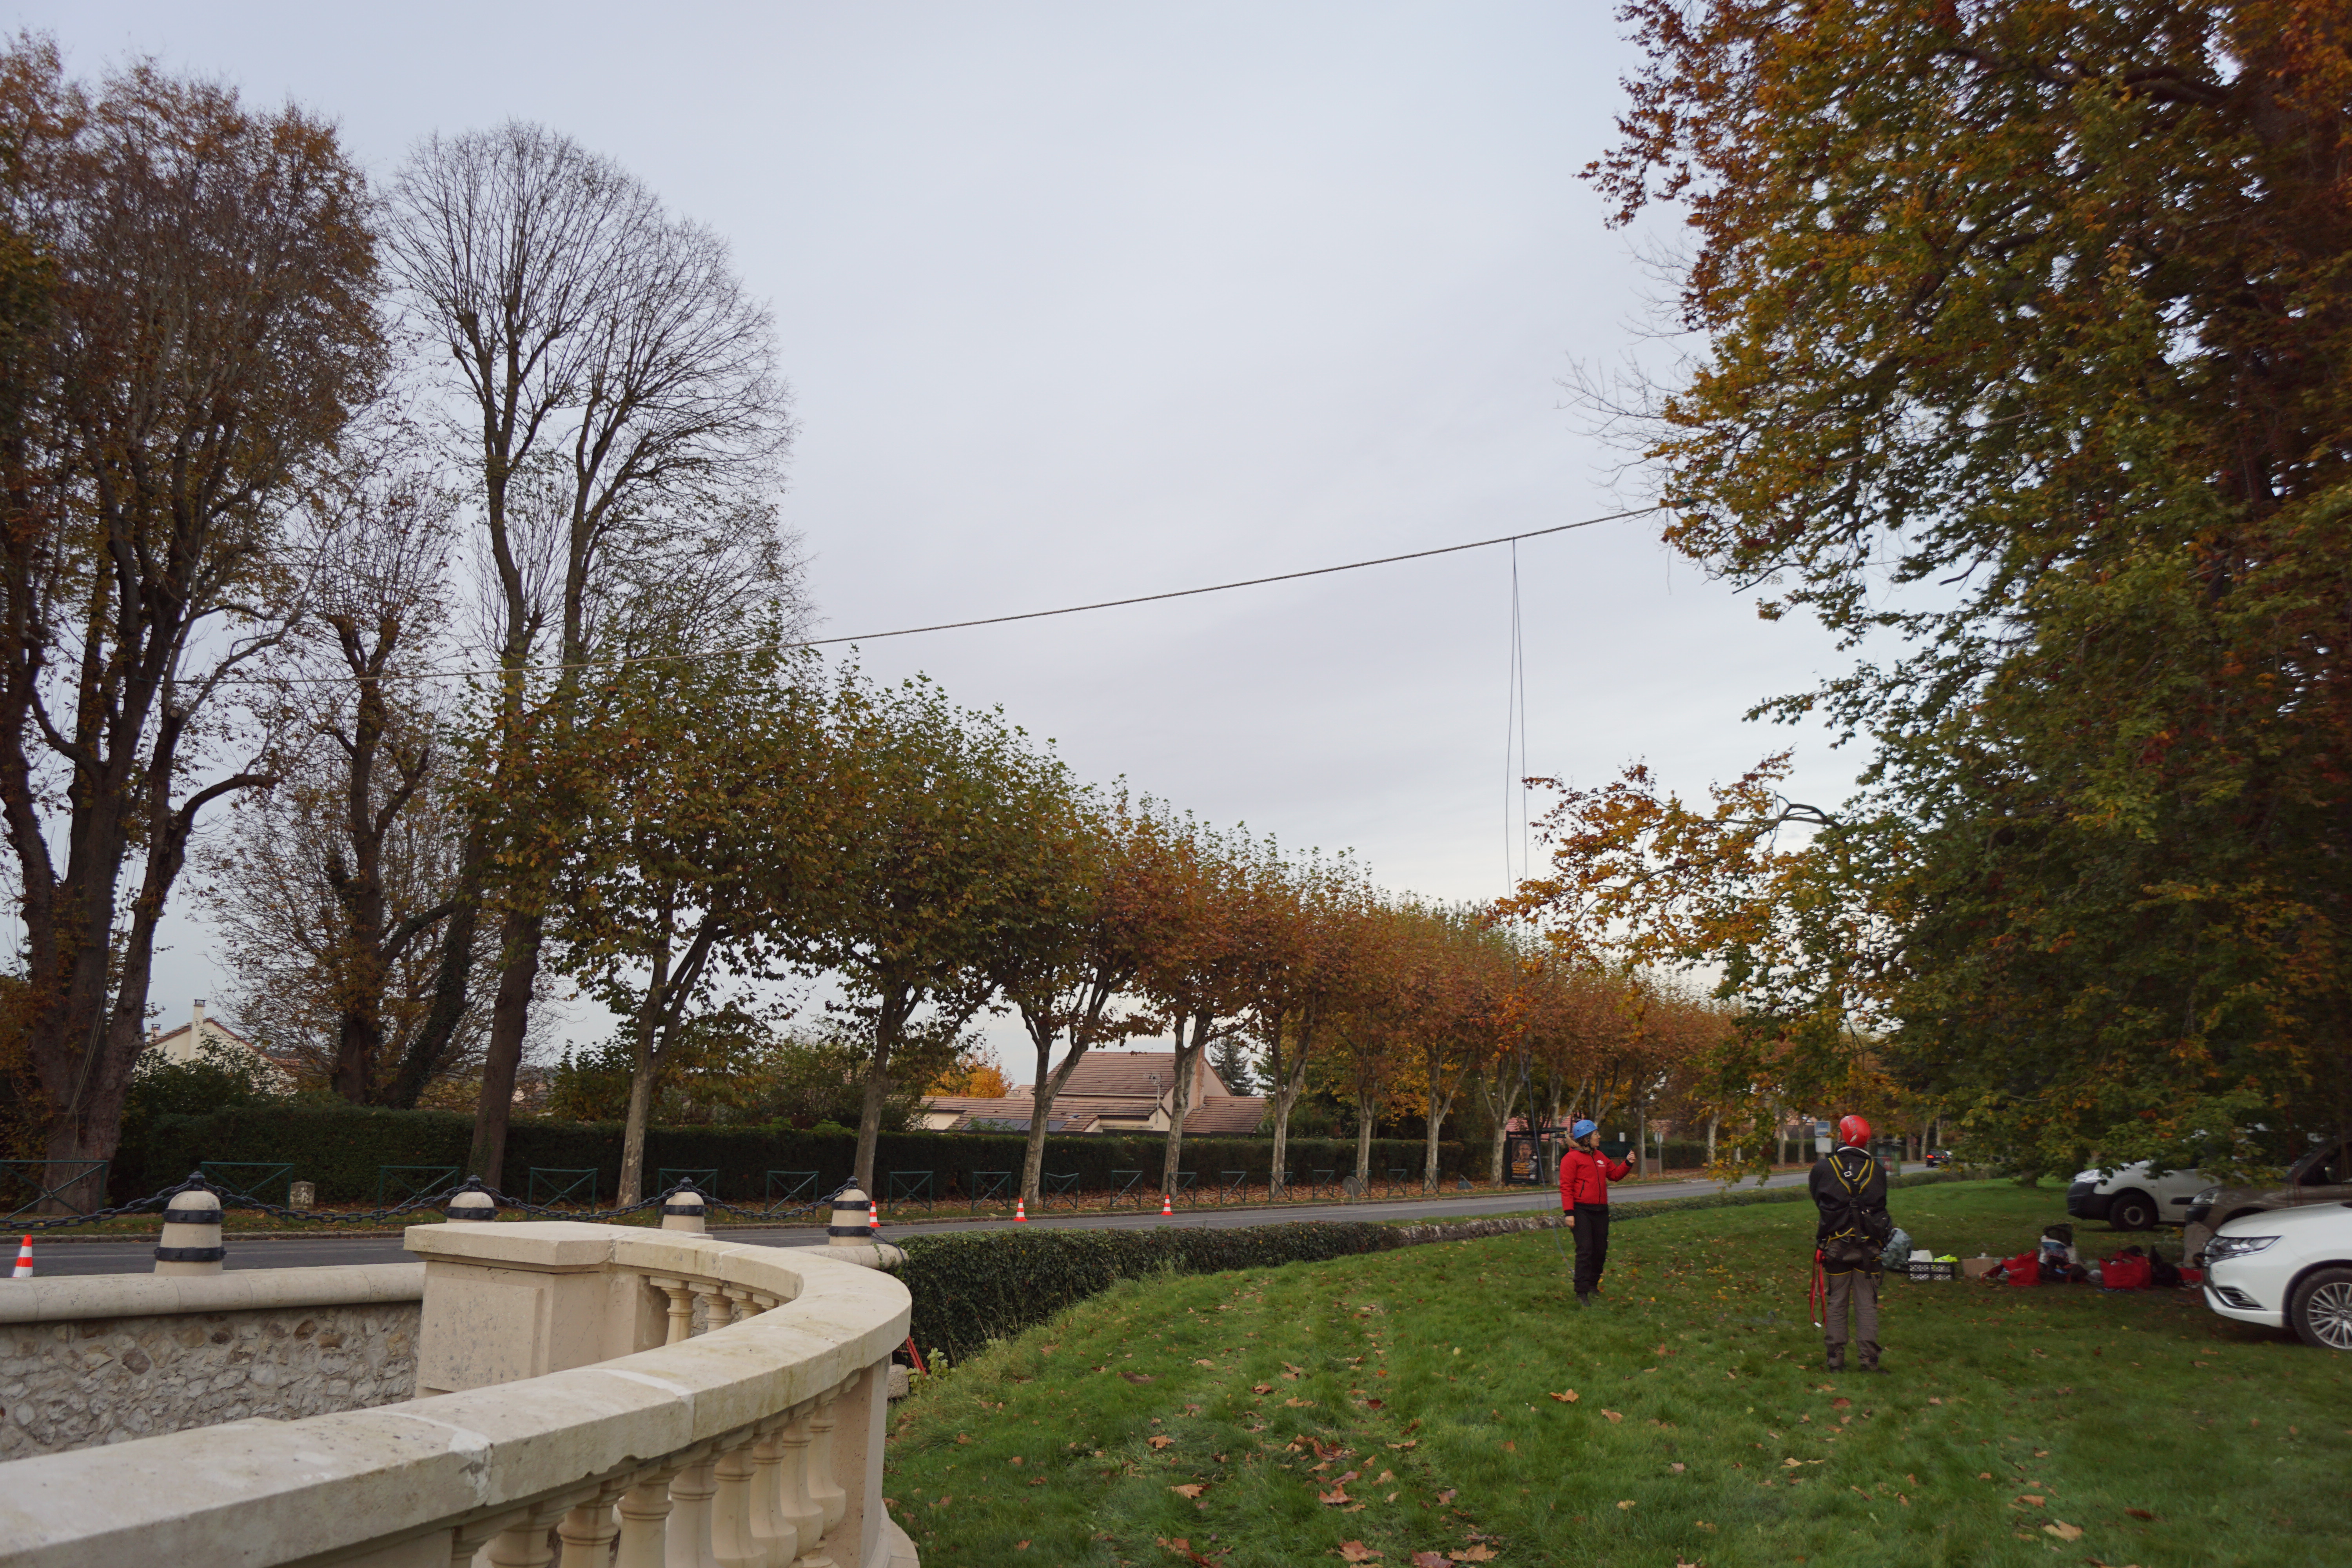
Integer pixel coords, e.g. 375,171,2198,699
828,1185,873,1247
661,1183,708,1233
288,1180,316,1210
445,1176,498,1223
154,1174,224,1276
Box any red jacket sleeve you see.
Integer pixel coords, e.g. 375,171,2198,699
1603,1155,1631,1183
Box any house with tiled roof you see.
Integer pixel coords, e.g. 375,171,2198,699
145,999,300,1087
919,1049,1267,1135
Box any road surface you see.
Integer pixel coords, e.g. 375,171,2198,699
21,1171,1813,1277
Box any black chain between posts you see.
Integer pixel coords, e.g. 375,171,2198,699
12,1171,862,1231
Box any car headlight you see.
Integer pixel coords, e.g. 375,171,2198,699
2192,1186,2220,1205
2203,1234,2278,1261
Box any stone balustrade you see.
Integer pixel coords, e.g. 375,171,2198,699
0,1222,918,1568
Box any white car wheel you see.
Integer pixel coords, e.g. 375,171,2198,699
2290,1267,2352,1351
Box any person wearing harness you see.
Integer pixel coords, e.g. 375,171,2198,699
1559,1120,1632,1304
1811,1115,1892,1372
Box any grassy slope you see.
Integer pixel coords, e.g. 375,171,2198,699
883,1181,2351,1568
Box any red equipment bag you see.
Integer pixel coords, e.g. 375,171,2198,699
2003,1249,2041,1287
2103,1253,2152,1289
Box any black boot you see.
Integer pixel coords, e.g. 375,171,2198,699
1824,1347,1845,1373
1859,1342,1883,1372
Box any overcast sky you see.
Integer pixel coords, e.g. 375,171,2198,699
22,3,1864,1076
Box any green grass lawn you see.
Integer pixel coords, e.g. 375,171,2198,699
882,1181,2351,1568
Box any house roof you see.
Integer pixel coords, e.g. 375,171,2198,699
1058,1051,1237,1101
1180,1098,1268,1134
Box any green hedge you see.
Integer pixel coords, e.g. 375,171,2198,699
898,1220,1426,1364
895,1169,1990,1363
114,1102,1465,1207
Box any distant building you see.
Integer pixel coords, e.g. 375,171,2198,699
144,999,299,1087
920,1049,1267,1135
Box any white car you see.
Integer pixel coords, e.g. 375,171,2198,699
2201,1200,2352,1350
2065,1159,2212,1231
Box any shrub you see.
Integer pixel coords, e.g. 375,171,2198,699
897,1220,1419,1364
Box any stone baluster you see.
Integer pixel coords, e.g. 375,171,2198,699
650,1276,695,1345
747,1414,797,1567
613,1461,685,1568
804,1376,851,1534
665,1455,720,1568
720,1286,754,1325
482,1501,568,1568
772,1404,823,1563
688,1281,722,1337
555,1479,628,1568
708,1432,768,1568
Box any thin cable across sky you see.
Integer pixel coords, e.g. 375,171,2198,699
223,505,1662,686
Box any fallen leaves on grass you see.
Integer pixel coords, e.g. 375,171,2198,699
2017,1494,2045,1507
1335,1543,1381,1564
2125,1508,2156,1521
1670,1463,1686,1474
1122,1372,1154,1384
1251,1384,1273,1394
1194,1359,1216,1368
1436,1489,1457,1504
1548,1390,1578,1403
2044,1522,2083,1541
1831,1397,1851,1408
1149,1436,1174,1450
1285,1397,1315,1408
1449,1548,1498,1563
1170,1484,1207,1499
1319,1486,1354,1506
1616,1500,1636,1510
1601,1410,1623,1423
1160,1539,1218,1567
1411,1555,1451,1568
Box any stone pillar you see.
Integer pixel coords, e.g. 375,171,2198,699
661,1186,708,1234
446,1177,498,1224
153,1176,223,1276
827,1187,872,1247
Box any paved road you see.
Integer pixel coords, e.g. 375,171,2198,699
21,1171,1812,1278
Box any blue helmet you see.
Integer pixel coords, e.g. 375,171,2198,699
1571,1119,1597,1140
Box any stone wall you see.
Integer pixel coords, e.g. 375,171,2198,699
0,1264,423,1460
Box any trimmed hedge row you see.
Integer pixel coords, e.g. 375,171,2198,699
113,1101,1465,1207
894,1169,1989,1362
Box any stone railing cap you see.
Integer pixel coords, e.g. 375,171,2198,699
0,1263,425,1327
403,1221,616,1270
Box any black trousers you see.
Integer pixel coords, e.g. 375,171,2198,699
1572,1203,1611,1295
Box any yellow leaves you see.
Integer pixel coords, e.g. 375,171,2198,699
1170,1483,1206,1499
1147,1435,1174,1450
1601,1409,1624,1423
1547,1389,1578,1403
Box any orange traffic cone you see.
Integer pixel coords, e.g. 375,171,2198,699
1014,1197,1028,1223
869,1198,881,1230
11,1236,30,1278
1160,1191,1173,1218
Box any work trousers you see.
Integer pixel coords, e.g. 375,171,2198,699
1572,1203,1611,1297
1822,1269,1880,1367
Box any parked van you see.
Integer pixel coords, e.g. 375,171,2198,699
2065,1160,2213,1231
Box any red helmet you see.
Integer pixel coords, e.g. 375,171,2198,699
1837,1114,1872,1147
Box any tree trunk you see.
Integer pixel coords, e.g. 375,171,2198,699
1706,1112,1718,1164
1017,1012,1086,1208
1353,1089,1378,1189
615,914,674,1207
1264,1008,1317,1201
387,858,484,1110
467,909,544,1185
1421,1088,1456,1190
1158,1008,1210,1197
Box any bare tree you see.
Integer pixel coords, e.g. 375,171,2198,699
386,122,800,1180
199,440,498,1104
0,46,381,1172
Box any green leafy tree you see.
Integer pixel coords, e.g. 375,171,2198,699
801,674,1074,1193
1581,0,2352,1172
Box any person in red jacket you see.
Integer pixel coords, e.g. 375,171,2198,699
1558,1119,1632,1303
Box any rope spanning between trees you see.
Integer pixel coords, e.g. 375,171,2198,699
8,1171,856,1232
217,506,1664,687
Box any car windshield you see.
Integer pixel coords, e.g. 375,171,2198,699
2294,1143,2350,1187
